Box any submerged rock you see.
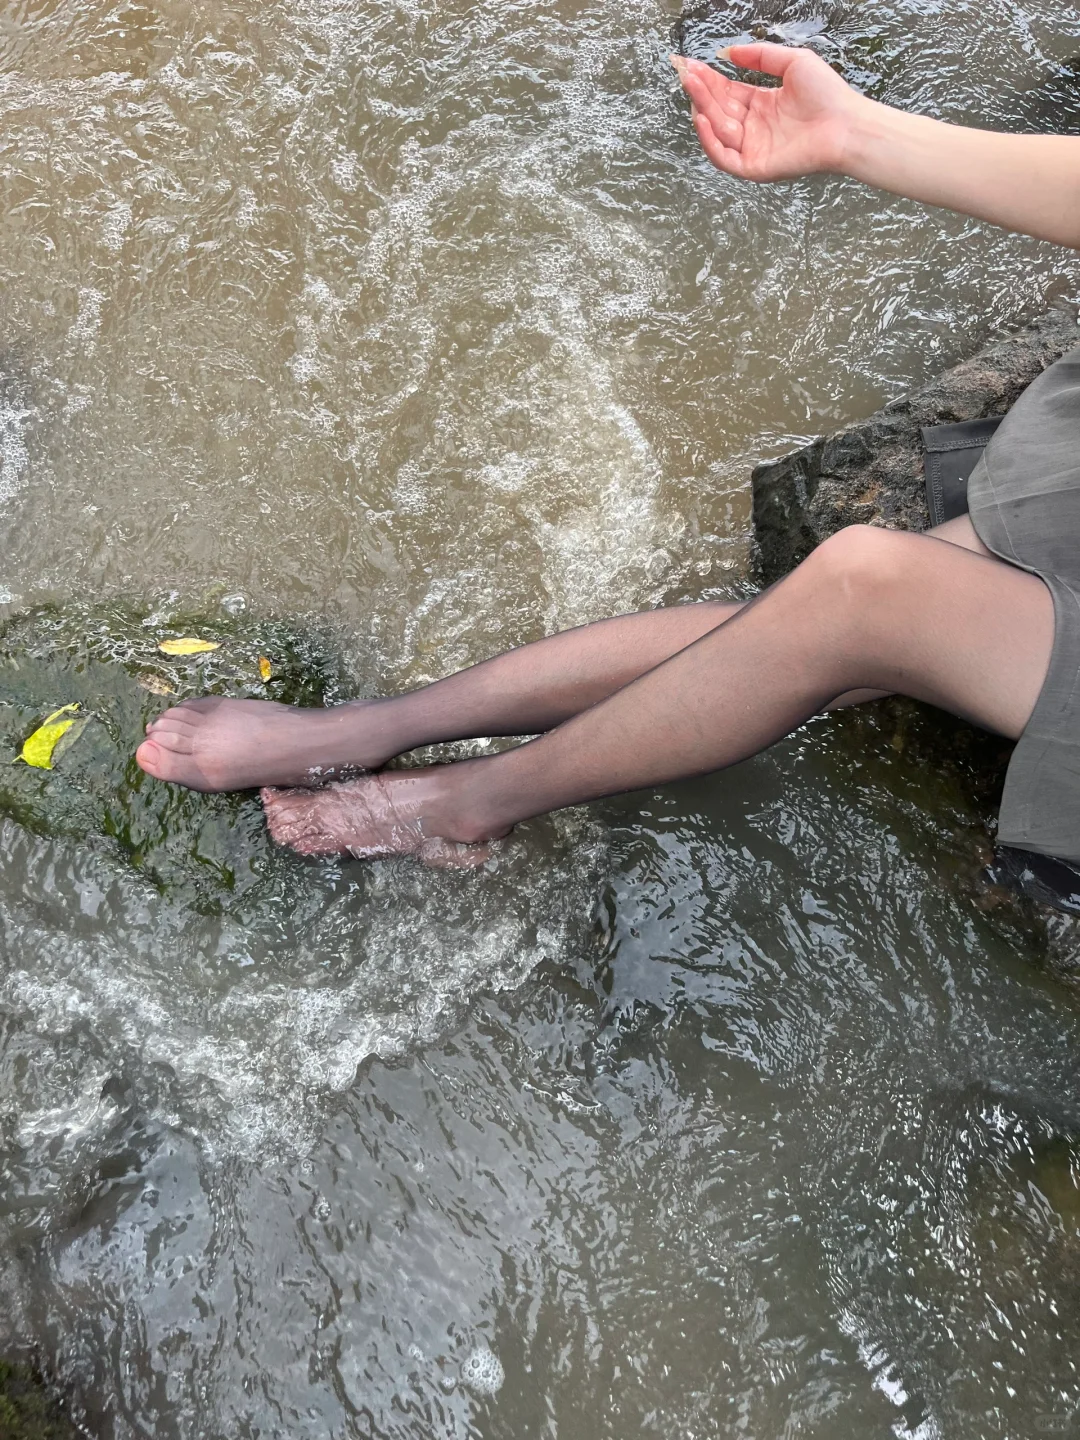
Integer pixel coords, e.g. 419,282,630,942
0,1359,80,1440
751,305,1080,584
0,598,352,913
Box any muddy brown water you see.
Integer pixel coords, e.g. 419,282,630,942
3,0,1080,1436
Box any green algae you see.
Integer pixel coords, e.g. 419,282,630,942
0,1360,81,1440
0,598,353,914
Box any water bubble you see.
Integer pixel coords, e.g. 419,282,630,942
331,154,360,192
70,287,104,355
459,1346,504,1396
101,203,132,252
235,187,258,229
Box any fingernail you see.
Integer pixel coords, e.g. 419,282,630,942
716,46,733,61
669,53,688,73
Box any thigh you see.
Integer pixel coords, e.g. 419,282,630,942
839,528,1055,740
928,512,993,557
826,515,996,713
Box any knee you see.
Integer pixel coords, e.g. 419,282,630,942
800,525,910,612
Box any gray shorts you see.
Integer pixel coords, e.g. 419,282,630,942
967,343,1080,865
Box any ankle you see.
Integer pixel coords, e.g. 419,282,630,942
350,696,428,766
421,763,509,846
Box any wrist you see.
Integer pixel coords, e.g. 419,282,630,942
833,92,899,181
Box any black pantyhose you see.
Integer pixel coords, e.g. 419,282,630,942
137,519,1053,868
137,598,751,792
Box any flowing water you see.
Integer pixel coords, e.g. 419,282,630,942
3,0,1080,1434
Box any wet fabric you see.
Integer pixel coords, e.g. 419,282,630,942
967,343,1080,866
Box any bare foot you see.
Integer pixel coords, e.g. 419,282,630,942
135,696,397,792
261,773,504,868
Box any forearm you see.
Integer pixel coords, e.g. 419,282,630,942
841,98,1080,249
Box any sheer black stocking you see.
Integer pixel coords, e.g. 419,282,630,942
258,521,1054,862
142,512,988,793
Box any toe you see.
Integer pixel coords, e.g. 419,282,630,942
135,739,161,776
148,704,186,728
271,816,334,853
148,714,196,736
261,786,301,822
147,727,194,755
148,698,217,729
136,739,176,780
261,788,311,846
170,696,221,717
136,737,199,784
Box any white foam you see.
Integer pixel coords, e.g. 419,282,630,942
69,287,104,355
100,202,131,251
0,397,31,506
0,811,606,1160
458,1347,504,1396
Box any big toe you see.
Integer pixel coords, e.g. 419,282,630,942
137,738,170,779
136,737,195,784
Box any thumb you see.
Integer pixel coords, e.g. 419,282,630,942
720,41,801,79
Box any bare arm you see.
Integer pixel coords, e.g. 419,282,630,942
673,43,1080,250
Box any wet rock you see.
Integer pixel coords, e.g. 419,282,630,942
751,305,1080,584
0,1359,81,1440
0,597,352,912
675,2,885,92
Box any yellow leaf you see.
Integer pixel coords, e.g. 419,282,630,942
258,656,272,682
20,704,81,770
137,672,176,696
158,637,220,656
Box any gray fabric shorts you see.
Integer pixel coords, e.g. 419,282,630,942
967,342,1080,865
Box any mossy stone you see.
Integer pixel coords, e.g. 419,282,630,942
0,1360,80,1440
0,597,354,913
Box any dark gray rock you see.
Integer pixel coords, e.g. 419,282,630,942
0,599,352,912
751,305,1080,584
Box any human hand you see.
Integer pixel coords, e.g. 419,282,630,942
672,43,867,181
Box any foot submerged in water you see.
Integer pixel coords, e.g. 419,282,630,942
261,773,504,868
135,696,394,792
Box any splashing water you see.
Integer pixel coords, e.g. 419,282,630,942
3,0,1080,1436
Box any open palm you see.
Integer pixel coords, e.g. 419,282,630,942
674,43,864,182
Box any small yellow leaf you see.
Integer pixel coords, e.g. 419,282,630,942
137,672,176,696
20,704,81,770
158,637,220,656
258,656,272,683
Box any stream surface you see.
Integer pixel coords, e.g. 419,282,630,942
3,0,1080,1435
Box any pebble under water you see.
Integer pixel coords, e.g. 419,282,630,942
3,0,1080,1435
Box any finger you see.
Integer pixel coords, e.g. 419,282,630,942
672,55,751,120
687,59,752,118
682,70,746,146
720,41,801,78
692,111,747,178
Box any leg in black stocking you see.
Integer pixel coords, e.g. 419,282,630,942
136,600,744,791
136,513,989,793
261,525,1053,862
